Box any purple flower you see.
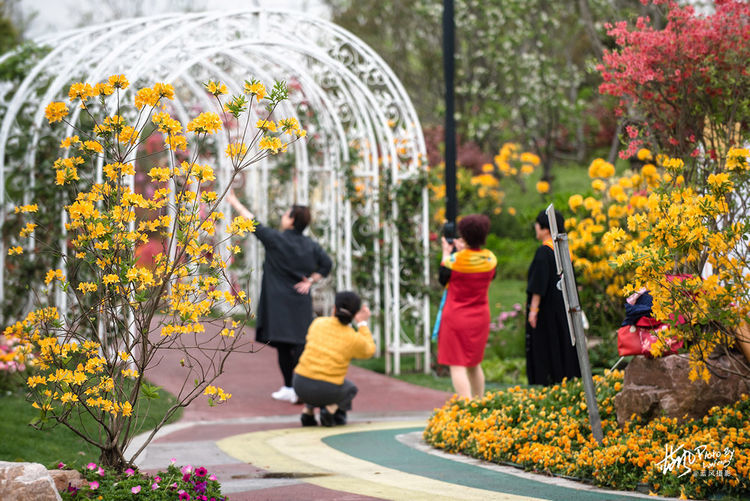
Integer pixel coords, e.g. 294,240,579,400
179,491,191,500
125,468,135,477
131,485,141,494
194,467,208,477
66,483,78,494
194,481,207,494
89,480,99,490
183,473,191,482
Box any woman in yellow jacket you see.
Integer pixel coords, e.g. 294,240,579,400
293,291,375,426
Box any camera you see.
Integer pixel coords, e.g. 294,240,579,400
442,221,456,244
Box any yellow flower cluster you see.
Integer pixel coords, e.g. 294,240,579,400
424,372,749,498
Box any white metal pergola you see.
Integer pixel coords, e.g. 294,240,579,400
0,8,430,374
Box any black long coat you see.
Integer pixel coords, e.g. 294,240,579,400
525,244,581,386
253,223,332,345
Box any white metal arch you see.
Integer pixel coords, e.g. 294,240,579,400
0,8,430,374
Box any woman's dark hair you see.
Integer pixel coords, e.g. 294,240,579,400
535,209,565,233
289,205,311,232
334,291,361,325
458,214,490,248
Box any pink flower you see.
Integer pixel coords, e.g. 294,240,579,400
97,467,105,476
125,468,135,477
57,462,66,469
170,457,177,464
131,485,141,494
179,491,191,500
181,464,192,475
151,483,159,490
194,466,208,477
154,476,161,482
208,474,217,481
86,462,97,470
89,480,99,490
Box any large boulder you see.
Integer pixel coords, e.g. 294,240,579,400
0,461,62,501
614,354,750,426
48,469,84,493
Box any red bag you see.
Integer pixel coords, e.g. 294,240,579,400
617,317,684,357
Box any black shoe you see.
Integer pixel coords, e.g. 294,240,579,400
333,409,347,425
300,413,318,427
319,408,335,427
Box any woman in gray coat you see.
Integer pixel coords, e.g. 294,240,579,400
227,192,332,403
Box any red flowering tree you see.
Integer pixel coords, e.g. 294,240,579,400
598,0,750,181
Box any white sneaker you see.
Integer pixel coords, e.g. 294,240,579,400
271,386,298,403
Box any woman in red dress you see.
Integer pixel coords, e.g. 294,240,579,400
437,214,497,398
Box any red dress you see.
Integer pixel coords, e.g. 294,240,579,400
437,248,497,366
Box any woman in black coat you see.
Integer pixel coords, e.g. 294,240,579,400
525,209,580,386
227,192,332,403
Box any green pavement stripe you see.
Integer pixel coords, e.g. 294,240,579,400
323,427,645,501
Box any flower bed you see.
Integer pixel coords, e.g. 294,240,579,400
59,461,226,500
424,370,748,499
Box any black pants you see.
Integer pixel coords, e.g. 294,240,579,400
292,373,358,411
270,341,304,387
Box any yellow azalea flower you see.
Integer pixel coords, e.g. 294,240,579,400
102,274,119,285
507,207,516,216
568,194,583,212
19,222,37,238
153,82,175,100
76,282,97,294
108,74,129,89
68,82,95,102
256,119,277,132
243,80,266,101
591,179,606,192
94,82,114,96
45,102,69,123
636,148,652,161
536,181,550,194
187,112,222,134
83,140,103,153
134,87,159,110
258,136,284,153
225,142,248,158
7,246,23,255
60,135,80,148
165,134,187,151
45,269,65,285
14,204,38,214
205,80,227,96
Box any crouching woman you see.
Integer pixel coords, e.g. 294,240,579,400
293,291,375,426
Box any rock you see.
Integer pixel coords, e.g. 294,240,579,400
0,461,62,501
615,354,750,426
48,469,84,493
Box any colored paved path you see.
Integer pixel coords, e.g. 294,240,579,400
131,324,669,500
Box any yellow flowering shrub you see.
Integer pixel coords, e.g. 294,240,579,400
567,146,750,377
429,142,537,225
424,372,749,498
3,75,305,470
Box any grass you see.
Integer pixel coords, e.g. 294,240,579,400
0,380,180,469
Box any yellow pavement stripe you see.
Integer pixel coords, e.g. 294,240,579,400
217,420,545,501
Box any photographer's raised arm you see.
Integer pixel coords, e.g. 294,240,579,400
226,190,255,220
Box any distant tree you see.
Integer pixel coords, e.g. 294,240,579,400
326,0,657,183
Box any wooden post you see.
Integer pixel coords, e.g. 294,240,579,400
546,204,604,444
